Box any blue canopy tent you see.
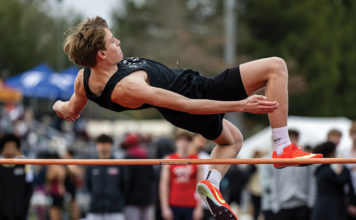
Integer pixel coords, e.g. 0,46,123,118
5,64,60,99
5,64,78,100
50,66,79,100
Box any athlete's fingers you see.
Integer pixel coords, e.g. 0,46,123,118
56,112,64,119
65,116,76,122
259,106,278,113
258,100,278,106
254,95,267,100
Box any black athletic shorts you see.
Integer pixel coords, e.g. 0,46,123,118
159,66,248,140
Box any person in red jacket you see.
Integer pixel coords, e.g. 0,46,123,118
160,131,203,220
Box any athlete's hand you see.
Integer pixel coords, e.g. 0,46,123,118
53,100,80,122
241,95,279,114
162,207,173,220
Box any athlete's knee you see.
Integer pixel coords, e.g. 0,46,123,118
229,129,243,152
267,57,288,80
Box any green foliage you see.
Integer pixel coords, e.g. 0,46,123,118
241,0,356,118
111,0,226,75
0,0,81,77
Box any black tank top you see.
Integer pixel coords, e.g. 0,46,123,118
83,57,186,112
83,57,221,139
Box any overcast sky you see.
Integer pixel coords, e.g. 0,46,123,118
49,0,124,26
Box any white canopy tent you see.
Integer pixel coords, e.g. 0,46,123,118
239,116,353,158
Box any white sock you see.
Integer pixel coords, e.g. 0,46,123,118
206,169,222,189
272,126,291,155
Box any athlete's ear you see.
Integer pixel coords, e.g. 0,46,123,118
97,50,106,61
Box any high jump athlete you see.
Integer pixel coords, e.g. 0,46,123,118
53,17,322,220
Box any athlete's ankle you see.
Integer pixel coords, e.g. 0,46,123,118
206,169,221,189
272,126,291,155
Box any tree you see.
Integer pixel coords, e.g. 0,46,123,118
111,0,227,75
241,0,356,118
0,0,81,77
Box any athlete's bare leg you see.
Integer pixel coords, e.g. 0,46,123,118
209,119,243,176
199,57,320,220
198,119,242,219
208,57,288,176
240,57,288,129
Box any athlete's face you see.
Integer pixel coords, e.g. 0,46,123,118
99,28,123,64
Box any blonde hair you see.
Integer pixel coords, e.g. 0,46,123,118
63,16,108,67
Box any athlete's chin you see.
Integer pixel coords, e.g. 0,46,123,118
118,52,124,62
117,56,123,63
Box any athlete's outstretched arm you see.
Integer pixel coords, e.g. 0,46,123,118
53,70,88,122
112,71,279,115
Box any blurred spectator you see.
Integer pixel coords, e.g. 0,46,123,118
223,165,248,212
153,137,175,220
46,152,66,220
85,134,127,220
0,133,33,220
327,129,342,147
32,152,50,220
154,137,175,160
73,117,89,141
260,148,276,220
159,131,203,220
272,129,315,220
303,145,313,153
121,133,155,220
190,134,214,220
64,149,83,220
246,151,263,220
342,122,356,220
312,141,356,220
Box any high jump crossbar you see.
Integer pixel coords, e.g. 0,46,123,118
0,158,355,165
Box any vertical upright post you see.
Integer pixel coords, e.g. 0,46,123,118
56,0,64,71
224,0,236,65
224,0,243,130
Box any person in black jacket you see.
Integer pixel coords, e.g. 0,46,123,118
85,134,128,220
121,133,155,220
0,133,33,220
312,141,356,220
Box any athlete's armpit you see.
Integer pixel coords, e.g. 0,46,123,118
111,70,151,109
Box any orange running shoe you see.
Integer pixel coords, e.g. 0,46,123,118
197,180,238,220
272,143,323,169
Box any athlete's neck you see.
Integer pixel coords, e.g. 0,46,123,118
91,63,118,77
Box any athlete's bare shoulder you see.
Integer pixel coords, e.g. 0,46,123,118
74,69,86,96
75,69,84,82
